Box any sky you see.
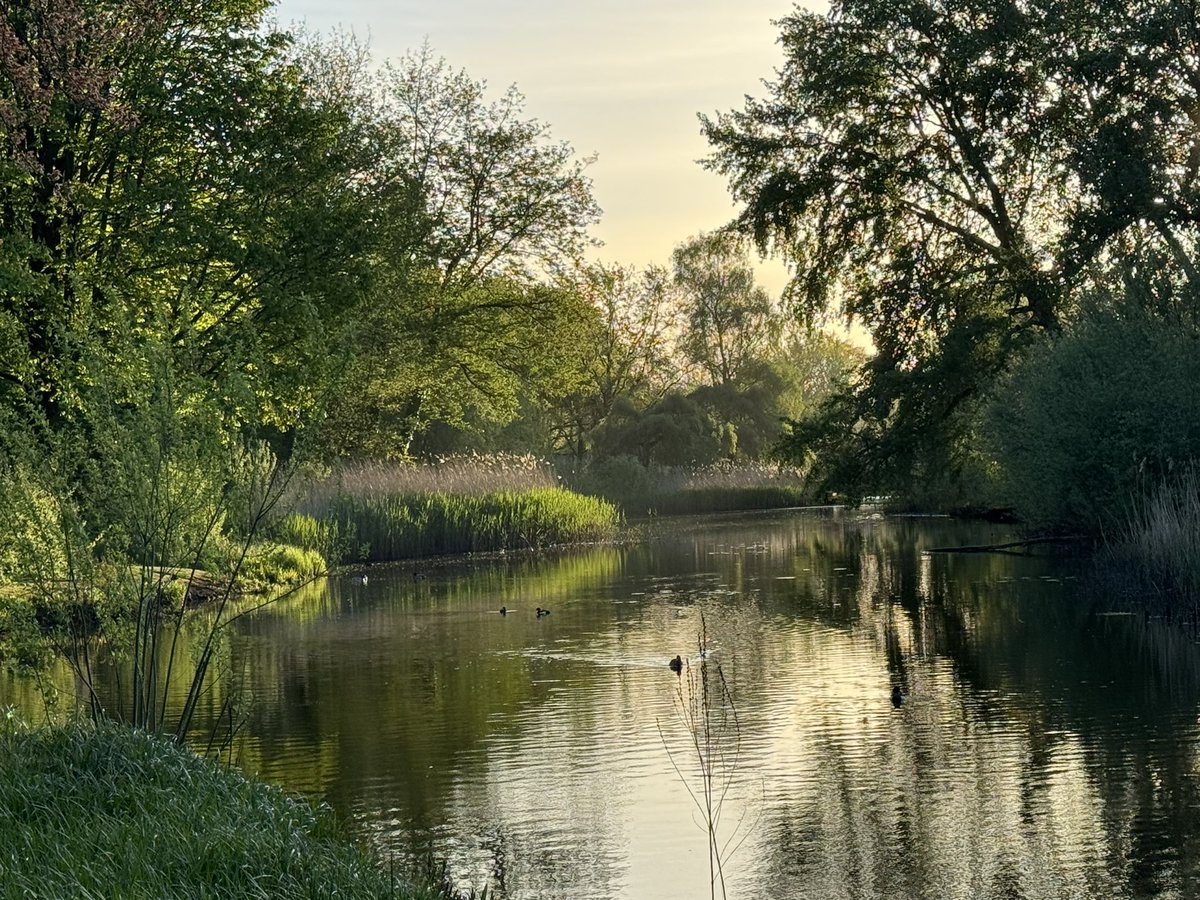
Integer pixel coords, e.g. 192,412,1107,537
271,0,816,296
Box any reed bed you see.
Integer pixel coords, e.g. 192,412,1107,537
301,454,558,514
1116,466,1200,611
325,487,620,563
572,457,813,517
0,719,446,899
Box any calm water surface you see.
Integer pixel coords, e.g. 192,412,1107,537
18,509,1200,898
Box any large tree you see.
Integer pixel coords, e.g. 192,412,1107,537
702,0,1200,495
0,0,374,431
671,232,780,388
541,262,680,461
322,44,601,457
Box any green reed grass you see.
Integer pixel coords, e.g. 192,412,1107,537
326,487,620,563
1117,466,1200,610
0,719,449,899
301,454,558,514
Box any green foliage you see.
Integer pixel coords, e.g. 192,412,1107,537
0,467,70,587
269,512,346,562
671,232,781,387
702,0,1200,498
0,0,373,431
239,542,328,590
321,487,619,563
538,262,682,462
984,308,1200,532
0,720,444,899
320,43,600,458
594,393,725,468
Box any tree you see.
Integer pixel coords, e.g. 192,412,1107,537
774,328,866,424
0,0,375,432
593,393,724,468
671,232,781,387
703,0,1200,498
541,262,681,461
700,0,1074,493
325,275,596,458
321,44,601,456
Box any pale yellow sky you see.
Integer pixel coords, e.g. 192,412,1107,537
272,0,822,297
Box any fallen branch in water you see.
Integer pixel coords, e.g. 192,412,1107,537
926,535,1089,554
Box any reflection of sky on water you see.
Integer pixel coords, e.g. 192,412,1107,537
6,510,1200,898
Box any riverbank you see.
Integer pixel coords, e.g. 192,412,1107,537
0,719,450,899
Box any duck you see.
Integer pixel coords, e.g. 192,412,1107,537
891,685,905,708
359,574,369,586
668,655,683,673
499,606,508,616
536,607,551,617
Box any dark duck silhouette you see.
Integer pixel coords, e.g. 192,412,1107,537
669,655,683,673
891,685,905,708
536,607,551,617
499,606,508,616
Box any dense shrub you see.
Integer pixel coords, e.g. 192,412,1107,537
985,308,1200,533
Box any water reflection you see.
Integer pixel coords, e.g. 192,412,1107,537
5,509,1200,898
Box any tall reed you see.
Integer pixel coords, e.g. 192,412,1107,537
297,457,619,563
657,616,754,900
329,490,619,563
573,457,813,517
1118,465,1200,611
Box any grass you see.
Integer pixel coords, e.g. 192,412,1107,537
289,456,619,563
324,487,620,564
571,457,814,518
1113,466,1200,613
0,718,454,899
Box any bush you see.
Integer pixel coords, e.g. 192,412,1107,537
984,308,1200,533
240,542,328,588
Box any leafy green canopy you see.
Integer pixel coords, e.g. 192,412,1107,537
320,45,601,458
703,0,1200,497
0,0,374,433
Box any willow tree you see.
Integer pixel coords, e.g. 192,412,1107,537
540,262,681,461
702,0,1200,495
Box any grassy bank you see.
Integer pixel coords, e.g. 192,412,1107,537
324,488,620,563
292,458,620,563
0,719,446,899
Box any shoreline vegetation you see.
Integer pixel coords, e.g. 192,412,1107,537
0,718,469,899
279,455,815,570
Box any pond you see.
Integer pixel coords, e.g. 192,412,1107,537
12,508,1200,898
